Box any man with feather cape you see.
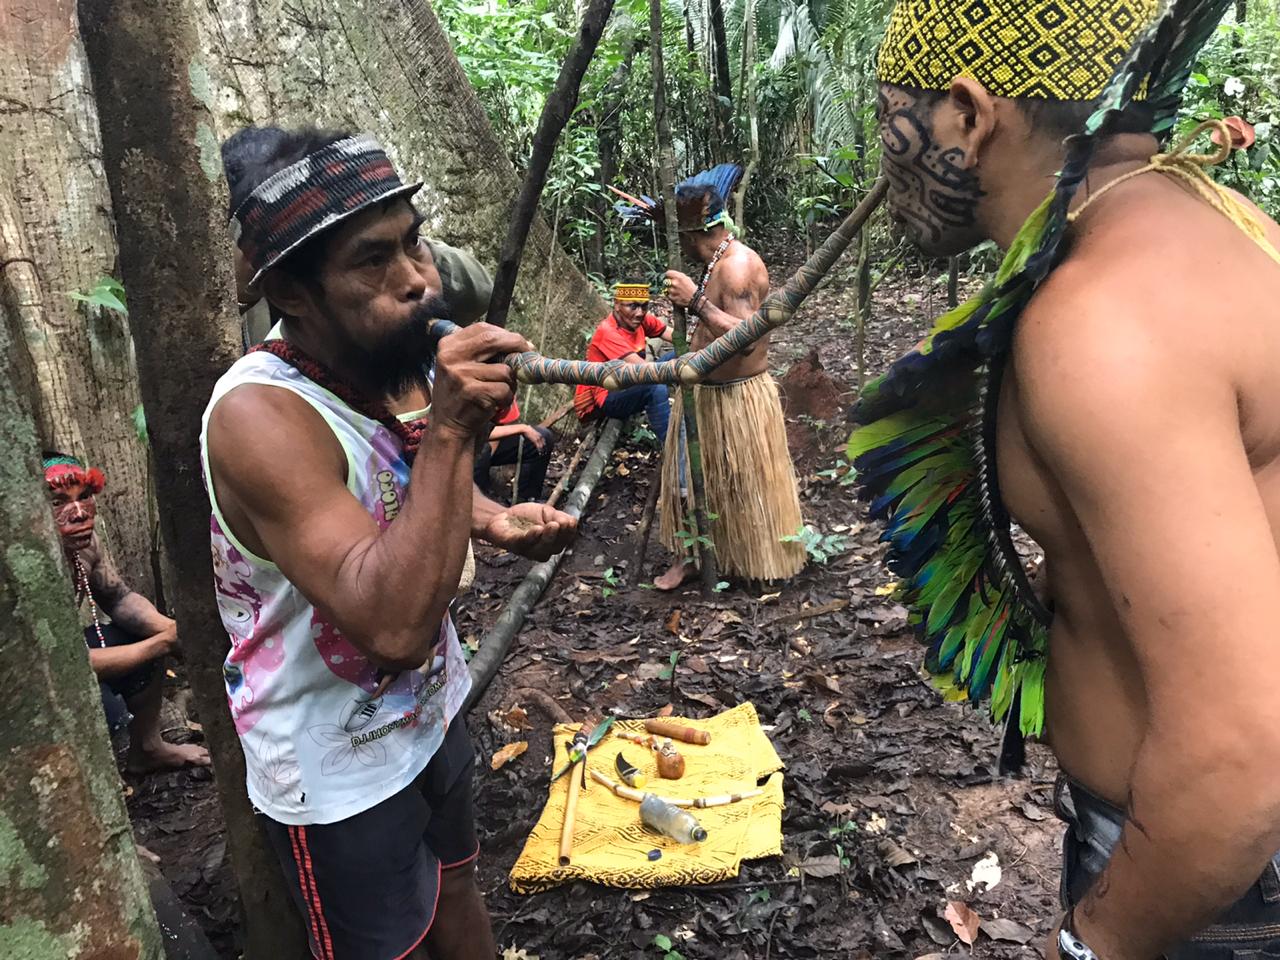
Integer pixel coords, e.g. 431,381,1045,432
852,1,1280,956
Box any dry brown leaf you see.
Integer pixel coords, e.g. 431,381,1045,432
820,800,856,818
877,839,918,869
665,610,682,635
805,672,842,696
656,703,674,717
681,690,723,710
505,706,531,731
944,901,981,945
982,918,1035,944
795,855,843,878
490,741,528,771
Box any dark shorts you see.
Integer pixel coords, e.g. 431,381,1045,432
1057,775,1280,959
85,623,156,732
262,718,479,960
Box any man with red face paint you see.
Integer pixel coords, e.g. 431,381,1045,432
43,452,211,771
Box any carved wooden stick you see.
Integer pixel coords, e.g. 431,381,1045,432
428,180,888,386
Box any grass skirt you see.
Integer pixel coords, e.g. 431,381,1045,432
659,372,805,581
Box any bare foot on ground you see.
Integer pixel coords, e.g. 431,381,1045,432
654,560,697,592
137,843,161,865
127,740,211,773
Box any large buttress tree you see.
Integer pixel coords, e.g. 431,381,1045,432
0,0,155,597
192,0,607,415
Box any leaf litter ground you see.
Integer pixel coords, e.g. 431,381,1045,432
127,245,1062,958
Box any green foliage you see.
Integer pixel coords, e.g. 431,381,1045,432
436,0,1279,273
782,523,848,564
131,404,148,446
602,566,621,598
67,276,127,315
651,933,685,960
674,511,714,552
1180,15,1280,219
658,649,681,679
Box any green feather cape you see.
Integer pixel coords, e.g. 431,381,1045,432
849,0,1234,741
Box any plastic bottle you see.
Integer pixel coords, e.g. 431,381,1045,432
639,794,708,844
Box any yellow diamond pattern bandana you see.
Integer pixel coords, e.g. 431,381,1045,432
877,0,1157,101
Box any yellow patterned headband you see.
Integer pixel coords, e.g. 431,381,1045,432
877,0,1158,101
613,283,651,303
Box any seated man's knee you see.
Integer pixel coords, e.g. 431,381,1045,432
537,428,557,454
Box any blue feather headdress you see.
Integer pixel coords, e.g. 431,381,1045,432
849,0,1235,748
610,163,744,231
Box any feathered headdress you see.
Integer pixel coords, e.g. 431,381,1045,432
42,452,106,494
610,163,744,232
848,0,1235,748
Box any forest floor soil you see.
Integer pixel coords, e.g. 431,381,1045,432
127,239,1061,958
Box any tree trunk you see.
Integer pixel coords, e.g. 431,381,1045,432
0,0,155,598
592,40,644,276
652,0,719,593
76,1,308,956
733,0,760,231
0,291,161,959
708,0,734,156
191,0,607,420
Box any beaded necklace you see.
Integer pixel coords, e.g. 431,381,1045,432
251,339,426,463
693,236,734,309
75,554,107,647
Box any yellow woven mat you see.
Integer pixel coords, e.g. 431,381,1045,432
509,702,784,893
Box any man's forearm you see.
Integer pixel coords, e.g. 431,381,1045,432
105,592,173,639
89,639,163,681
1074,729,1280,959
471,487,504,538
331,424,476,669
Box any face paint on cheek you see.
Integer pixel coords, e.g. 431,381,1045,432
877,88,985,255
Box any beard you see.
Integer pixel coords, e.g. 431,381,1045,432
342,295,453,398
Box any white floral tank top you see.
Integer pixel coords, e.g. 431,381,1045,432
199,351,471,825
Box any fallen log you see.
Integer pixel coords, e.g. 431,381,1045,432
465,418,624,711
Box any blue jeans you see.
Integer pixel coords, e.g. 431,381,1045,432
601,384,670,442
1058,775,1280,958
599,351,676,442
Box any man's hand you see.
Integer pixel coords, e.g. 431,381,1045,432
478,502,577,561
147,622,179,658
520,425,547,452
432,324,533,440
664,270,697,308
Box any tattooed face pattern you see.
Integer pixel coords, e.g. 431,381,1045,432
877,85,986,257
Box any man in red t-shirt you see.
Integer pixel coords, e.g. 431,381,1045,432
475,398,556,503
573,283,674,440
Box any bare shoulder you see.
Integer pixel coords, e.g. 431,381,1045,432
710,240,768,305
728,239,769,289
1013,204,1243,458
84,533,132,603
207,382,347,505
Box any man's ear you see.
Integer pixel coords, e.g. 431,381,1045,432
942,77,999,165
260,269,315,321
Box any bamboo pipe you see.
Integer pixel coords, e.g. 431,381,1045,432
588,768,764,808
558,763,584,866
427,179,888,388
644,719,712,745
